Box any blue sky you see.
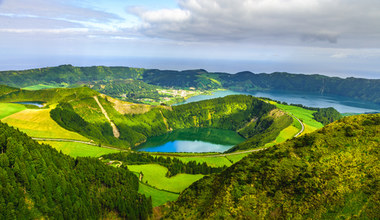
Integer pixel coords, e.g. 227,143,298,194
1,0,380,78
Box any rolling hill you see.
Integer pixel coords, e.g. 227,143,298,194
162,113,380,219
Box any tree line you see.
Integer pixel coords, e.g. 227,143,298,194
103,152,227,177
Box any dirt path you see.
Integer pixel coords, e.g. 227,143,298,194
93,96,120,138
289,114,304,137
32,137,127,151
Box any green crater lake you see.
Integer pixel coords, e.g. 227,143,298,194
136,128,245,153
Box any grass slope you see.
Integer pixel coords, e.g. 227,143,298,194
39,141,119,158
275,103,324,133
2,109,88,141
138,183,179,207
0,103,26,119
163,114,380,219
22,83,67,90
128,164,204,193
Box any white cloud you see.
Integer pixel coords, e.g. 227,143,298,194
129,0,380,47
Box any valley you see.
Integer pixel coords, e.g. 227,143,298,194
0,65,378,219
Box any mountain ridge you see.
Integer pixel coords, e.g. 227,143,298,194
1,65,379,105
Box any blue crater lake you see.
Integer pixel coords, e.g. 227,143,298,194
178,90,380,114
136,127,245,153
14,101,44,107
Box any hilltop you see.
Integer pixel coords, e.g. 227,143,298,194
162,114,380,219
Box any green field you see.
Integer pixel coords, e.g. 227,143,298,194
0,103,27,119
275,103,323,134
2,108,89,141
138,183,179,207
225,153,251,163
40,141,120,158
22,83,68,90
128,164,204,193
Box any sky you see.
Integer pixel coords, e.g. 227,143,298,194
1,0,380,78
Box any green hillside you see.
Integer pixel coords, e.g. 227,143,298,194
1,65,379,105
162,114,380,219
0,122,152,219
0,85,98,105
51,95,283,150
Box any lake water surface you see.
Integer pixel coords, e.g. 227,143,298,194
139,89,380,153
178,90,380,113
136,127,245,153
14,102,44,107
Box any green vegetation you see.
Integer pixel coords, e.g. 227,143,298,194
87,79,198,105
50,103,117,145
163,114,380,219
225,153,250,163
22,83,68,90
1,65,379,104
127,164,204,193
0,103,26,119
228,109,293,152
0,85,99,105
39,141,120,158
173,156,232,167
2,108,88,141
51,95,277,151
0,121,152,219
275,103,324,133
103,152,227,177
312,107,342,125
138,183,179,207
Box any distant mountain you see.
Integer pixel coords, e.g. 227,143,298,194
162,114,380,219
0,65,379,104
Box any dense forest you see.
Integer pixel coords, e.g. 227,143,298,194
1,65,379,104
0,122,152,219
102,152,227,177
162,114,380,219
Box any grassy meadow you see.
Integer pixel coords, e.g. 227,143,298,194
138,183,179,207
1,108,89,141
22,83,65,90
40,141,119,158
0,103,27,119
128,164,204,193
275,103,324,133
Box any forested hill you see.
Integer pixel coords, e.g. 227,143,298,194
0,65,379,104
162,114,380,219
0,122,152,219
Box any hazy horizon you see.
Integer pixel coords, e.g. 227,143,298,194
1,56,379,79
1,0,380,79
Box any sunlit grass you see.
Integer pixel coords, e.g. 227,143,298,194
127,164,204,193
2,108,88,140
40,141,119,158
0,103,26,119
138,183,179,207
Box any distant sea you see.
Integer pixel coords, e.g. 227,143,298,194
1,56,379,79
